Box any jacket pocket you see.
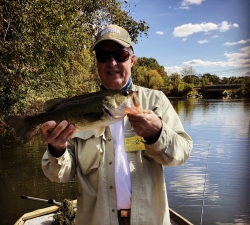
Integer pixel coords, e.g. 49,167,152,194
77,137,102,175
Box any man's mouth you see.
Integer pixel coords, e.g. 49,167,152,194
107,71,120,75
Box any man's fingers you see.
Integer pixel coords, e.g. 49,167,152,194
40,121,56,133
51,120,69,137
57,123,76,142
40,120,76,147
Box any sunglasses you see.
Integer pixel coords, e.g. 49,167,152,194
96,50,131,63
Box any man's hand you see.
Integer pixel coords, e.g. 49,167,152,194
40,120,76,157
127,110,162,139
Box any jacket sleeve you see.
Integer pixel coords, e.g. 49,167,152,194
41,139,76,183
144,91,193,166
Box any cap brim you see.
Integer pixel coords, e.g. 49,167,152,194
92,38,131,51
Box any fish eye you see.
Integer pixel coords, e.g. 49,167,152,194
123,91,129,96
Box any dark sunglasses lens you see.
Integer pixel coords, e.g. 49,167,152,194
96,50,130,63
96,51,111,63
114,51,130,62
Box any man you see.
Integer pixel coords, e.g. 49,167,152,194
41,24,193,225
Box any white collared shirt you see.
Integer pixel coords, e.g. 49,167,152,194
110,119,131,210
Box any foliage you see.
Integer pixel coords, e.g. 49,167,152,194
166,73,193,96
232,76,250,97
137,69,164,89
132,57,166,89
133,57,167,76
182,75,200,85
221,76,243,84
202,73,220,84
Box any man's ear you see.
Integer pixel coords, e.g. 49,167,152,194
130,54,135,67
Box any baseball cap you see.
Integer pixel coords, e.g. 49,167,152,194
92,24,133,51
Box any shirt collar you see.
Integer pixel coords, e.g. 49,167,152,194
100,76,133,91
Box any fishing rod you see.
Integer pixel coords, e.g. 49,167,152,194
200,144,210,225
21,195,62,206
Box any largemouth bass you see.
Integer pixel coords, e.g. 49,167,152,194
5,90,142,144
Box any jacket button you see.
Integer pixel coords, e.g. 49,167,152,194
109,186,113,189
109,161,112,165
108,138,111,141
112,209,115,212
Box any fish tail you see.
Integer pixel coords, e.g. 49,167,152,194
4,115,39,144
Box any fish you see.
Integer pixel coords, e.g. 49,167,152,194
5,90,142,144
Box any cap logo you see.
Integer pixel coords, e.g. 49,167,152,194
100,28,120,37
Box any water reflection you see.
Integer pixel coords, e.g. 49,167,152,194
1,98,250,225
0,133,77,225
165,98,250,225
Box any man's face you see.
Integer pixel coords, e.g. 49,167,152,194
96,40,135,90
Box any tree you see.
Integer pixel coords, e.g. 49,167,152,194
182,75,200,85
132,57,167,87
180,66,197,77
134,57,167,75
138,69,164,89
202,73,220,84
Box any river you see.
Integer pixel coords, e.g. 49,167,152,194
0,97,250,225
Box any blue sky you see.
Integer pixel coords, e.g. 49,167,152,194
127,0,250,78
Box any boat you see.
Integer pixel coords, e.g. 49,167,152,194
14,201,193,225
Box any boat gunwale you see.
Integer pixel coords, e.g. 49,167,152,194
15,201,193,225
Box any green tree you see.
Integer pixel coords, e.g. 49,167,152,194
232,76,250,97
132,57,167,87
138,69,164,89
202,73,220,84
135,57,167,74
168,73,184,96
182,75,200,85
201,76,212,86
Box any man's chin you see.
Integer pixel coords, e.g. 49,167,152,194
104,80,125,90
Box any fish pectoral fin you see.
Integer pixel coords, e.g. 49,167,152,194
94,127,106,137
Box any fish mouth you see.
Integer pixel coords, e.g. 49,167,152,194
102,105,114,119
102,104,125,119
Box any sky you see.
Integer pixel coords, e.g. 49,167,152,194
127,0,250,78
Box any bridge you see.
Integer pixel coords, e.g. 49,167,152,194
194,84,242,95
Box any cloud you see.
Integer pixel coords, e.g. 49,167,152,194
156,31,164,35
219,21,231,32
181,46,250,68
198,39,209,44
224,39,250,46
224,46,250,66
182,59,225,67
211,35,219,38
173,21,238,37
165,66,183,74
179,0,205,9
182,38,187,41
165,46,250,76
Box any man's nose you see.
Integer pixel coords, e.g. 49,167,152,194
108,54,117,65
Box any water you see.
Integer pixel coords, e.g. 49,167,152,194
165,98,250,225
0,98,250,225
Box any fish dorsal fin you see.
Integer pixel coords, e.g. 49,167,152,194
43,98,67,112
42,92,95,113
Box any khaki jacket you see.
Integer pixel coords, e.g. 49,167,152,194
42,85,193,225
